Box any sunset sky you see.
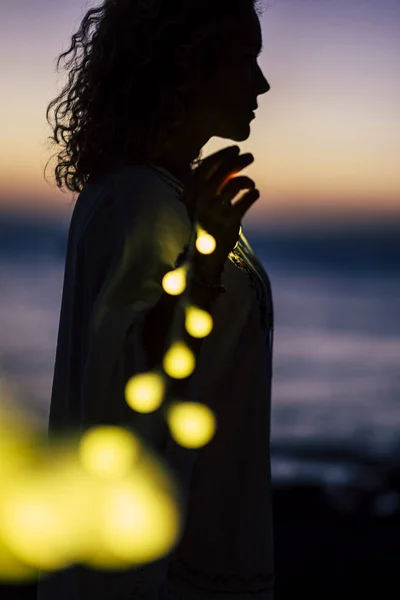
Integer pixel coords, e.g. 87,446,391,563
1,0,399,228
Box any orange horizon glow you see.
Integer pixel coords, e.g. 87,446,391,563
1,0,399,225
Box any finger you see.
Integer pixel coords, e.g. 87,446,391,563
232,188,260,218
196,146,240,181
210,153,254,195
216,176,255,201
187,146,242,214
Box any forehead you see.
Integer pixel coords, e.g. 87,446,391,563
223,9,262,49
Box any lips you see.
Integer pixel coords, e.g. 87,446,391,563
244,107,257,119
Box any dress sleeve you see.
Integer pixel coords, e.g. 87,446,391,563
38,167,196,600
79,165,191,447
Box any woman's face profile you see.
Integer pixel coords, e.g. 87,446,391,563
193,9,270,143
155,9,270,181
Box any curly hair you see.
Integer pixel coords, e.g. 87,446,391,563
43,0,265,198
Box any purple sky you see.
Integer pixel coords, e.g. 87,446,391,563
1,0,399,226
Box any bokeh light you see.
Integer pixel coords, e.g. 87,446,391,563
0,539,37,582
0,394,183,580
125,372,165,413
185,305,213,338
196,231,216,255
97,475,180,564
79,426,140,480
162,267,187,296
163,342,195,379
0,471,76,570
166,401,216,449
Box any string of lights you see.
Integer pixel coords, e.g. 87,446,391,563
0,179,234,579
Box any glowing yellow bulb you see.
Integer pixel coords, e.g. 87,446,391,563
163,342,195,379
0,477,70,570
98,476,179,563
196,232,216,255
185,306,213,338
79,427,139,480
166,402,216,448
45,455,103,565
0,391,187,578
162,267,187,296
125,372,165,413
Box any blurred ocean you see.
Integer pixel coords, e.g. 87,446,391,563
0,213,399,483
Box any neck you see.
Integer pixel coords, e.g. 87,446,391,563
156,160,193,187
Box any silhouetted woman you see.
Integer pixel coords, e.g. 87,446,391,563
38,1,273,598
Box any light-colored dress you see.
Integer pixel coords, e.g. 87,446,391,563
37,163,275,600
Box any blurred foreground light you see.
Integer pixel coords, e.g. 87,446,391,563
163,342,195,379
0,382,184,579
162,267,187,296
196,231,216,255
43,449,103,565
0,435,183,575
0,539,37,582
79,427,140,480
185,305,213,338
125,372,165,413
98,475,180,564
166,402,216,448
0,473,74,571
55,440,182,571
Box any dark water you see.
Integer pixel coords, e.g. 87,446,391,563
0,213,399,484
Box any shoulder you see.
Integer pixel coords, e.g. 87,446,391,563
110,164,189,243
70,164,161,235
110,164,178,216
75,163,189,254
79,164,177,222
111,163,161,192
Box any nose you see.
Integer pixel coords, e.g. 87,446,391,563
257,69,270,96
252,59,270,97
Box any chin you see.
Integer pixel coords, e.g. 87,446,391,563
219,124,251,143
